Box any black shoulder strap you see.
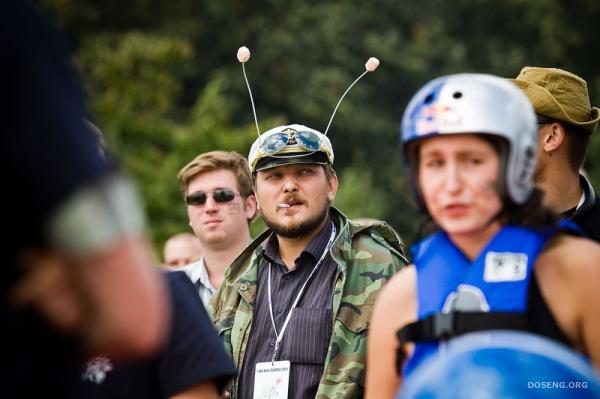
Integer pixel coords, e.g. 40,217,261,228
395,311,531,374
398,311,530,343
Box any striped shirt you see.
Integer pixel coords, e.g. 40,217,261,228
238,218,338,398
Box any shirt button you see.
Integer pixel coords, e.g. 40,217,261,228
277,306,283,313
268,341,275,347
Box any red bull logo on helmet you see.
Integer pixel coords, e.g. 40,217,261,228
415,104,461,136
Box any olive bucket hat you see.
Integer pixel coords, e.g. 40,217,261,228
513,67,600,134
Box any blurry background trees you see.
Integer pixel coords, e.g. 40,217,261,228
43,0,600,253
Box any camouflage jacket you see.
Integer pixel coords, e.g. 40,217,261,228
210,208,408,399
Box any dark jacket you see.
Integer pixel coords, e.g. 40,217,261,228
569,175,600,242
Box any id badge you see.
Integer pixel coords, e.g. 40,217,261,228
253,360,290,399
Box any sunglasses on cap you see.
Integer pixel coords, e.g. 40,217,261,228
261,130,322,156
185,189,239,206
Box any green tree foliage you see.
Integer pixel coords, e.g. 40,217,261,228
44,0,600,252
334,165,387,220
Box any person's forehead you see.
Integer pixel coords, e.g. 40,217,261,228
257,162,323,174
187,168,238,191
165,239,199,256
419,133,493,152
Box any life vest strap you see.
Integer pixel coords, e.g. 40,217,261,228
398,311,530,343
395,311,531,372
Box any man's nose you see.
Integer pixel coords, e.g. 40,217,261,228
203,195,219,212
282,175,299,193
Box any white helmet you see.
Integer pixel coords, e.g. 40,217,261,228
401,73,538,210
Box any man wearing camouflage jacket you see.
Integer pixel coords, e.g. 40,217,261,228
211,124,408,398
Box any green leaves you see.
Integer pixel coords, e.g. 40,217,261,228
334,166,388,221
49,0,600,255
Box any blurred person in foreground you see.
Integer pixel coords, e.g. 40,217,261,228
82,269,236,399
177,151,257,308
79,137,236,398
162,233,203,269
513,67,600,241
365,74,600,398
2,0,168,396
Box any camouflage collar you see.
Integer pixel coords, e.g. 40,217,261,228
329,208,408,266
225,207,407,288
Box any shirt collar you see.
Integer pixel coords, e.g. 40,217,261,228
579,174,596,206
175,258,216,291
564,174,597,219
263,216,333,267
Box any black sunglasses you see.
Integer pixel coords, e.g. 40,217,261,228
185,189,239,206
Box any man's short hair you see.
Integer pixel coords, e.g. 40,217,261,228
561,121,590,171
178,151,254,198
323,164,337,182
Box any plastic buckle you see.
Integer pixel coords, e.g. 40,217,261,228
433,312,455,340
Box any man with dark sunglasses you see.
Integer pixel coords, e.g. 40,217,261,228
513,67,600,241
177,151,257,307
211,124,408,399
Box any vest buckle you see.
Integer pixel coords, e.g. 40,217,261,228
433,312,455,340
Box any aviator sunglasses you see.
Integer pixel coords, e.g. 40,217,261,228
261,130,322,156
185,189,239,206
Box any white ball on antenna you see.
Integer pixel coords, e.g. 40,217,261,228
365,57,380,72
237,46,251,63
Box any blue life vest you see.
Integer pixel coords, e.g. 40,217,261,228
403,225,552,377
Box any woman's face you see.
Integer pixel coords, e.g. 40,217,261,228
418,134,503,239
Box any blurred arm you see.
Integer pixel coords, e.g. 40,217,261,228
74,236,169,358
572,241,600,370
38,176,169,358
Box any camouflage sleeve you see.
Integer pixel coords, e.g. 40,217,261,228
209,285,233,354
318,232,405,398
208,287,238,398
